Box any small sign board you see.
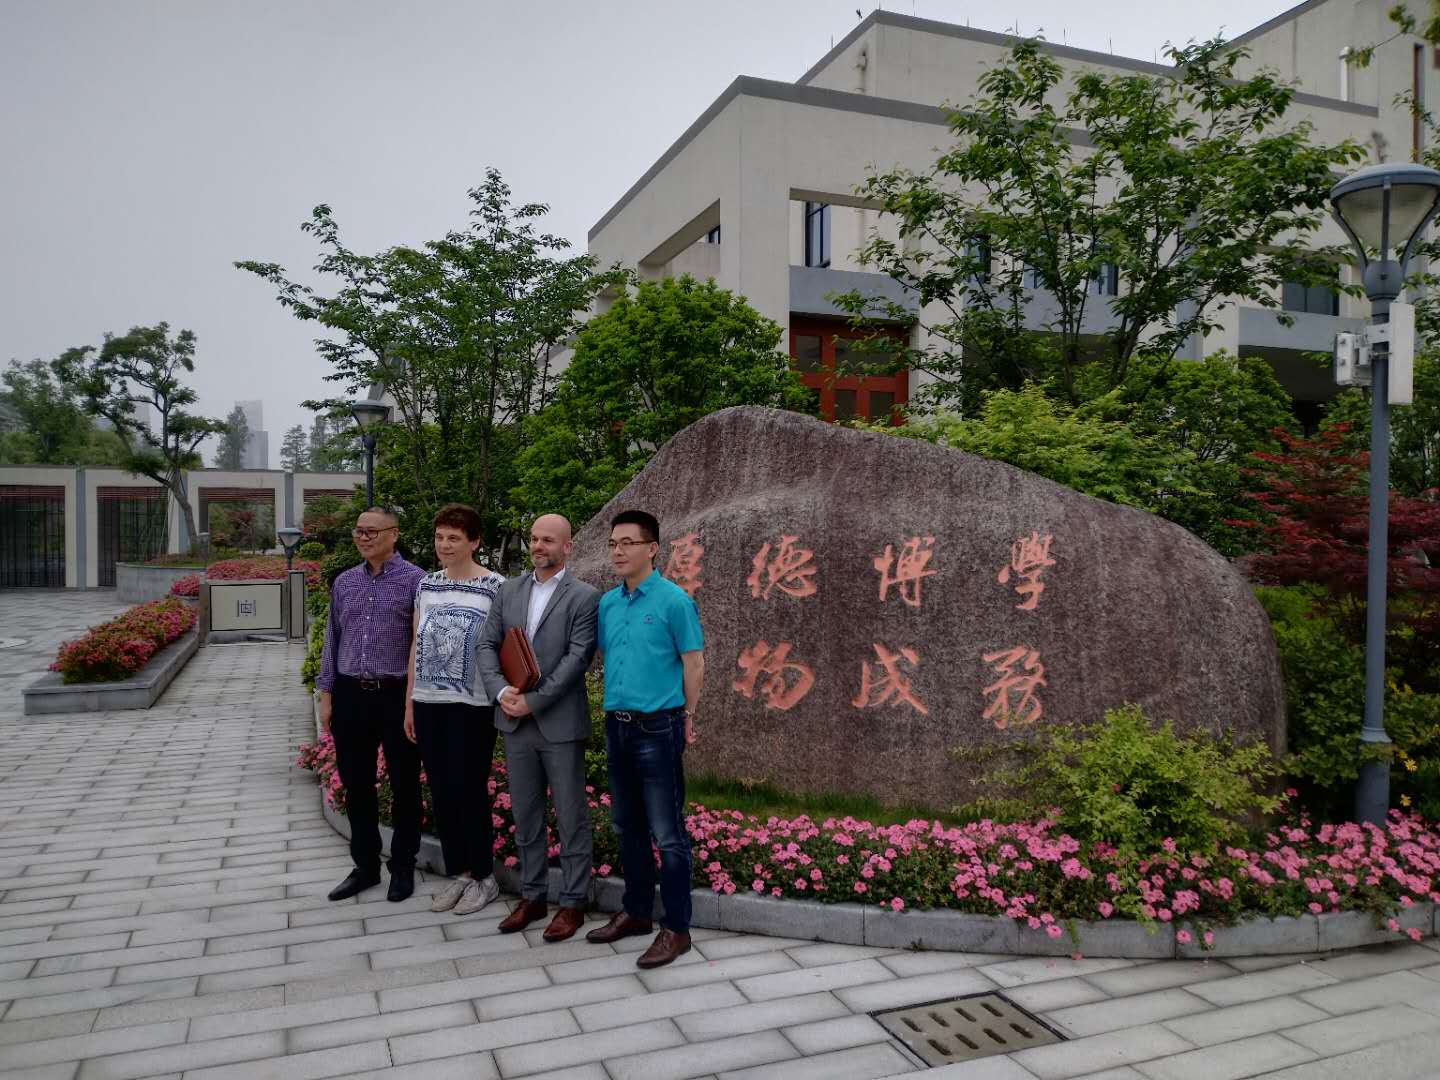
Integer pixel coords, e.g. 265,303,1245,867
208,581,285,634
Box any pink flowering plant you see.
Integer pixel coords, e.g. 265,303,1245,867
297,718,1440,947
170,557,323,597
50,598,198,683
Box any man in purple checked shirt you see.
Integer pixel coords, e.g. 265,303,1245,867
316,507,426,903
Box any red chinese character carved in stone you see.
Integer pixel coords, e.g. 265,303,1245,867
981,646,1046,729
733,640,816,711
997,531,1055,611
747,535,818,600
663,532,704,597
852,643,929,714
873,535,937,608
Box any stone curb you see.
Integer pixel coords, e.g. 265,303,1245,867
22,626,201,715
312,790,1438,959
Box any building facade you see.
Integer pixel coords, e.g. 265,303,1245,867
586,2,1435,425
236,399,271,470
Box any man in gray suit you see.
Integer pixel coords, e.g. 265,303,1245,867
477,513,599,942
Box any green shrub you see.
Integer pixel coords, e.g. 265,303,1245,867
321,542,359,587
988,704,1279,858
297,541,326,561
1256,585,1440,819
301,609,326,691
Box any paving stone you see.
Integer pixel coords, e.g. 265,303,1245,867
389,1007,581,1065
5,979,201,1022
547,947,703,985
718,1041,916,1080
110,946,287,985
1300,968,1440,1016
873,1057,1038,1079
1308,942,1440,981
1283,1003,1440,1056
689,936,808,960
288,1001,478,1053
833,966,998,1012
607,1029,799,1079
1133,1032,1316,1080
491,1019,683,1077
202,920,361,955
786,943,897,967
285,926,445,963
1083,961,1237,998
368,932,527,970
285,961,465,1005
673,991,849,1042
1010,1023,1195,1079
73,1031,286,1080
92,986,286,1031
1187,963,1339,1007
376,967,551,1013
782,1013,893,1054
0,1019,188,1071
179,1040,393,1080
980,956,1136,988
735,957,894,1002
1162,995,1327,1046
34,940,206,977
0,934,130,963
571,981,745,1032
186,990,379,1041
1046,988,1212,1037
1251,1027,1440,1079
347,1053,499,1080
876,951,1006,977
0,1064,80,1080
0,969,117,1003
0,1008,100,1048
198,954,370,993
1002,976,1112,1014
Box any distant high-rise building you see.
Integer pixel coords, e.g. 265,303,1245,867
236,399,270,469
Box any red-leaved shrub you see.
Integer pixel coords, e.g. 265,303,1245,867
50,599,198,684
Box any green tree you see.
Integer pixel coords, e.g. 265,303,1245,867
238,169,615,555
1321,352,1440,498
307,413,359,472
0,358,126,465
56,323,225,549
214,405,249,470
513,276,815,530
279,424,309,472
835,39,1364,411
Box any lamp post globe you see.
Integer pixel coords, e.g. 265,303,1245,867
348,399,392,507
276,527,303,571
1327,161,1440,825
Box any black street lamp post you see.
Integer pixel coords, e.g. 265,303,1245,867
1328,161,1440,825
349,399,392,507
276,527,303,571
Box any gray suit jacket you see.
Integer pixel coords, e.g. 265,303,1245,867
476,571,600,743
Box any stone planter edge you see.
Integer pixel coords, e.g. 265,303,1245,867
114,562,202,604
23,627,200,715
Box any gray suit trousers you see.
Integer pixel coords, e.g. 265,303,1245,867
503,719,592,907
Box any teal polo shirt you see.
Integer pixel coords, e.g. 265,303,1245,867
599,569,704,712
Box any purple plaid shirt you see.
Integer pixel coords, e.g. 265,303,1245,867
315,553,426,691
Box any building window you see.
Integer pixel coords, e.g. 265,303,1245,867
703,225,721,244
1090,261,1119,296
1282,274,1339,316
789,317,907,425
804,202,831,268
963,235,990,285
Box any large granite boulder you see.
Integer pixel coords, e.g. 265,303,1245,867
568,407,1284,809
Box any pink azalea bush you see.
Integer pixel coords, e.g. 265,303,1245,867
297,736,1439,945
50,599,198,683
170,557,322,597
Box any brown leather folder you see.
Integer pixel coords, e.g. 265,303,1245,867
500,626,541,692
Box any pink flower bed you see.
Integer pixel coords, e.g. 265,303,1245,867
170,557,322,597
297,736,1439,946
50,599,198,684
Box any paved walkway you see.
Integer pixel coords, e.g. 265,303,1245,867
3,593,1440,1079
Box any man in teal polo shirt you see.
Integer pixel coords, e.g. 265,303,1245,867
586,509,704,969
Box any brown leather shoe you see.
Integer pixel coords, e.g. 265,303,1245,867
542,906,585,942
585,911,654,944
636,928,692,969
497,898,547,934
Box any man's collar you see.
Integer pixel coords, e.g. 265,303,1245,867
363,552,404,578
623,569,660,596
532,567,567,586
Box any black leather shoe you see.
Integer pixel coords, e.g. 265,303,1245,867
327,869,380,902
387,866,415,902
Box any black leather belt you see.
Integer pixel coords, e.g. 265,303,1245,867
341,674,406,691
607,708,683,724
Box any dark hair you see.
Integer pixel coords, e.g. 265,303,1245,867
610,509,659,544
432,503,483,542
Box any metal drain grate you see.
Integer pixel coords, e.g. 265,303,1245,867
875,992,1064,1066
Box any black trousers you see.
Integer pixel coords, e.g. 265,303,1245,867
413,700,498,878
331,675,422,874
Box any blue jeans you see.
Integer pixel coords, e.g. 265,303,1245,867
606,709,691,932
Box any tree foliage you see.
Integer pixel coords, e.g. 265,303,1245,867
307,413,359,473
279,424,309,473
835,38,1364,411
237,169,616,562
214,405,250,470
0,358,126,465
54,323,224,548
512,276,814,530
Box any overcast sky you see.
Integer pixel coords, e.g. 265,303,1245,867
2,0,1298,466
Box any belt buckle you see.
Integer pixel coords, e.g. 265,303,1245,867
359,677,381,691
614,710,635,724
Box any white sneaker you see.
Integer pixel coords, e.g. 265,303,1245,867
452,874,500,915
430,878,469,913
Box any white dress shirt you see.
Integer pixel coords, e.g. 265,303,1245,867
526,567,565,641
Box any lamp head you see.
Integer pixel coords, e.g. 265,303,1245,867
1329,162,1440,263
349,399,392,433
276,527,303,554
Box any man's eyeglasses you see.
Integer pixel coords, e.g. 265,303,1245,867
606,538,653,551
351,526,399,541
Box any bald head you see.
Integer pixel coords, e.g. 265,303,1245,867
529,514,574,579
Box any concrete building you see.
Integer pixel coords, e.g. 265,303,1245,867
586,1,1433,425
236,399,271,470
0,465,361,589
